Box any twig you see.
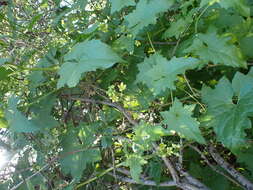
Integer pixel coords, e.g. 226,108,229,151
189,145,242,188
195,5,210,33
10,146,98,190
10,162,51,190
65,97,138,126
209,145,253,190
0,167,32,178
74,163,124,189
179,138,183,167
176,169,210,190
152,143,180,183
147,32,156,52
111,148,117,183
107,172,176,187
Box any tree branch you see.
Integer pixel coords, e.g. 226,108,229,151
66,97,138,126
107,172,176,187
189,145,242,188
209,145,253,190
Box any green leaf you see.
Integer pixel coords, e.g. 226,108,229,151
5,97,40,132
124,0,174,36
239,36,253,59
189,163,230,190
60,126,101,180
184,29,246,68
235,147,253,174
27,14,43,31
219,0,250,17
0,67,12,81
113,34,135,52
0,109,8,128
148,160,162,184
29,95,58,130
201,71,253,150
133,122,169,150
161,98,205,144
0,58,9,66
201,0,250,17
109,0,135,14
125,154,147,182
136,53,199,95
61,148,101,180
163,16,192,39
29,48,58,89
57,40,122,88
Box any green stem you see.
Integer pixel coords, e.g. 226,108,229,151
6,63,59,72
23,88,60,109
147,32,156,53
195,5,210,33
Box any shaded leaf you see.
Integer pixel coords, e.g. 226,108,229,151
5,97,40,133
148,160,162,184
125,154,147,182
60,126,101,180
163,15,193,39
184,29,246,68
201,0,250,17
201,71,253,150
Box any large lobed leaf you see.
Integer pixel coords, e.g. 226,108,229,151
60,125,101,180
201,70,253,150
109,0,135,14
200,0,250,17
184,29,247,68
125,154,147,182
124,0,174,36
136,53,199,95
57,40,122,88
161,98,205,144
5,96,58,133
5,97,40,132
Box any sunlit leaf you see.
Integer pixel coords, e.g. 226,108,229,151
161,99,205,144
57,40,122,88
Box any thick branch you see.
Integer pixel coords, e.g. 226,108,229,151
209,145,253,190
189,145,242,188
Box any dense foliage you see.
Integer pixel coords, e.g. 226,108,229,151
0,0,253,189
